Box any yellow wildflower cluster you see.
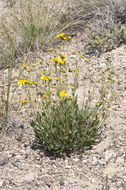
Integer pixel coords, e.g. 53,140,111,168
57,33,65,38
52,57,66,64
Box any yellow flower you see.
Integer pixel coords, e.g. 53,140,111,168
68,36,71,39
18,80,27,85
21,99,27,104
109,59,112,62
73,50,76,54
23,64,27,68
108,72,111,76
47,100,50,103
43,94,47,98
56,77,59,81
64,37,67,40
34,81,38,85
40,75,48,81
48,48,52,51
32,64,36,67
106,62,109,65
59,59,65,64
59,90,67,97
52,57,60,63
48,76,52,81
46,62,50,65
57,33,65,38
39,59,42,64
61,53,66,59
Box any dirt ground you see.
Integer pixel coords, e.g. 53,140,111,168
0,1,126,190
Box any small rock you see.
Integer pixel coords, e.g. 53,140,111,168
0,153,8,166
0,181,3,187
92,156,97,165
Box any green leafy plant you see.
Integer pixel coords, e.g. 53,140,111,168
31,93,108,156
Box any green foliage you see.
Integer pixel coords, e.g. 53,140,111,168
31,96,107,156
117,25,126,42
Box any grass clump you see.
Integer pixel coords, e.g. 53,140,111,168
31,96,107,156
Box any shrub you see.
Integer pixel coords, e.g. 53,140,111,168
16,34,118,156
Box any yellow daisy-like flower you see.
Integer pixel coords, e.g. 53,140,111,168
18,80,27,85
64,37,67,40
48,76,52,81
46,62,50,65
23,64,27,68
61,53,66,59
43,94,47,98
59,59,65,64
34,81,38,85
57,33,65,38
68,36,71,39
108,72,111,76
52,57,60,63
73,50,76,54
21,99,27,104
40,75,48,81
56,77,59,81
48,48,52,51
59,90,67,97
109,58,112,62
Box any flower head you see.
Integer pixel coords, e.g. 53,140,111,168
18,80,27,85
34,81,38,85
68,36,71,39
59,90,67,97
57,33,65,38
48,76,52,81
23,64,27,68
52,57,60,63
43,94,47,98
56,77,59,81
40,75,48,81
21,99,27,104
48,48,52,51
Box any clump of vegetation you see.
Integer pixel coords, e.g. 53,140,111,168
64,0,126,54
16,33,118,156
